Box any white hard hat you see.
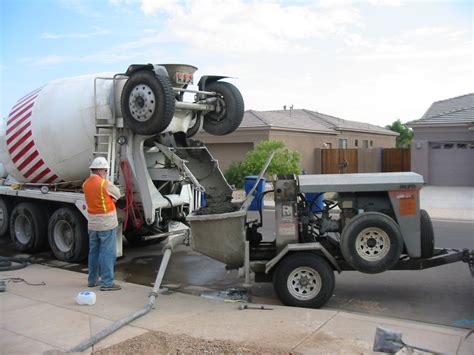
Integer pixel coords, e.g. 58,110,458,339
89,157,110,169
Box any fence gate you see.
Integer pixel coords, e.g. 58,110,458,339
382,148,411,172
322,149,358,174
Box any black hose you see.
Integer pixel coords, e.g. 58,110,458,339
257,189,274,226
0,256,29,271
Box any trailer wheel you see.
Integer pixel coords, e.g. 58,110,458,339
121,70,175,135
273,252,335,308
10,202,48,252
341,212,403,274
420,209,435,258
48,207,88,262
0,198,12,237
203,81,244,136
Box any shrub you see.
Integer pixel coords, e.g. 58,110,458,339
224,140,301,188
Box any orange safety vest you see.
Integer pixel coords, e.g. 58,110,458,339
83,175,116,215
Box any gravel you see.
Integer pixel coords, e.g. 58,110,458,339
94,330,297,354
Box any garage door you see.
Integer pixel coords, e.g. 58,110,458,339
429,142,474,186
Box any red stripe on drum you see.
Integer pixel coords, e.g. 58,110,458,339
8,99,36,120
45,174,59,184
17,150,39,171
8,130,32,154
32,168,51,183
24,159,45,178
12,88,42,109
6,112,32,135
6,121,31,145
12,141,35,163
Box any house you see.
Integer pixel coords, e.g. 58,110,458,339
196,108,397,173
406,93,474,186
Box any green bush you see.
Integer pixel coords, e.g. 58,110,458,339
224,140,301,188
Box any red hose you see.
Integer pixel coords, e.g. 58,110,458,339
119,160,144,230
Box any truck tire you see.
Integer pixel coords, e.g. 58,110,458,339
48,207,89,262
203,81,244,136
121,70,175,135
341,212,403,274
420,209,435,258
10,202,48,252
273,252,335,308
0,198,12,237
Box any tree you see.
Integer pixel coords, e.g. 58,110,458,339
224,140,301,188
386,119,413,147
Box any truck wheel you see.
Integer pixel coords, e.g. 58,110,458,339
121,70,175,135
341,212,403,274
420,209,434,258
10,202,48,252
203,81,244,136
273,252,335,308
48,207,88,262
0,198,12,237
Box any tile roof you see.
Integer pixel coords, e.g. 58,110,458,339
240,109,396,135
407,93,474,126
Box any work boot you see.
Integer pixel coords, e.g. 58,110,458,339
100,283,121,291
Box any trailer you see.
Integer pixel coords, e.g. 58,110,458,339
188,172,474,308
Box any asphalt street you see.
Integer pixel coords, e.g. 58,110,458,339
1,210,472,329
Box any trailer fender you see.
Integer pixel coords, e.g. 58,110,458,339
265,242,341,274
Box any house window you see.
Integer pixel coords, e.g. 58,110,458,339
339,139,347,149
355,139,358,147
431,144,441,149
363,140,368,148
444,144,454,149
370,140,373,147
457,143,467,149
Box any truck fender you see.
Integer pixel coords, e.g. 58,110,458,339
265,242,341,274
198,75,230,91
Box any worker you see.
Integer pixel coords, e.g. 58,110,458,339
83,157,122,291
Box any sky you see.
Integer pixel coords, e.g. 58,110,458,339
0,0,472,127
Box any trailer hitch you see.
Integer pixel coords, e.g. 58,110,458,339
462,249,474,277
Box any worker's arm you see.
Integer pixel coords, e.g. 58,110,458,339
106,182,122,201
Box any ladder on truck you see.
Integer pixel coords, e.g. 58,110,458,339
93,75,128,181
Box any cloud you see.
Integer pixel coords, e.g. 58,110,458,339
40,27,109,40
22,55,70,66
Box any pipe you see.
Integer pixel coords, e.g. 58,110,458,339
69,233,186,353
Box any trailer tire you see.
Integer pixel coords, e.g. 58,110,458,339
341,212,403,274
203,81,244,136
0,198,12,237
420,209,435,258
10,202,48,252
121,70,175,135
273,252,335,308
48,207,88,262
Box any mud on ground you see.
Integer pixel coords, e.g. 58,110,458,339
94,330,298,354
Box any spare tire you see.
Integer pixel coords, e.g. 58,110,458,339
121,70,175,135
420,209,435,258
203,81,244,136
341,212,403,274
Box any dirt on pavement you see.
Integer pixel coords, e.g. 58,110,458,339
94,330,298,354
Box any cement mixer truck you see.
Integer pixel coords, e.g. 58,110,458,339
0,63,241,262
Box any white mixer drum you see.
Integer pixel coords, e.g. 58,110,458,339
0,74,116,184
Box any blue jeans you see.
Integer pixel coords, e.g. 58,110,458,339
88,229,117,287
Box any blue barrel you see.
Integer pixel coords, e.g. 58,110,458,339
305,193,324,212
244,176,266,211
201,192,207,207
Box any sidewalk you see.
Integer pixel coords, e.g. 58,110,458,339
1,264,473,354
